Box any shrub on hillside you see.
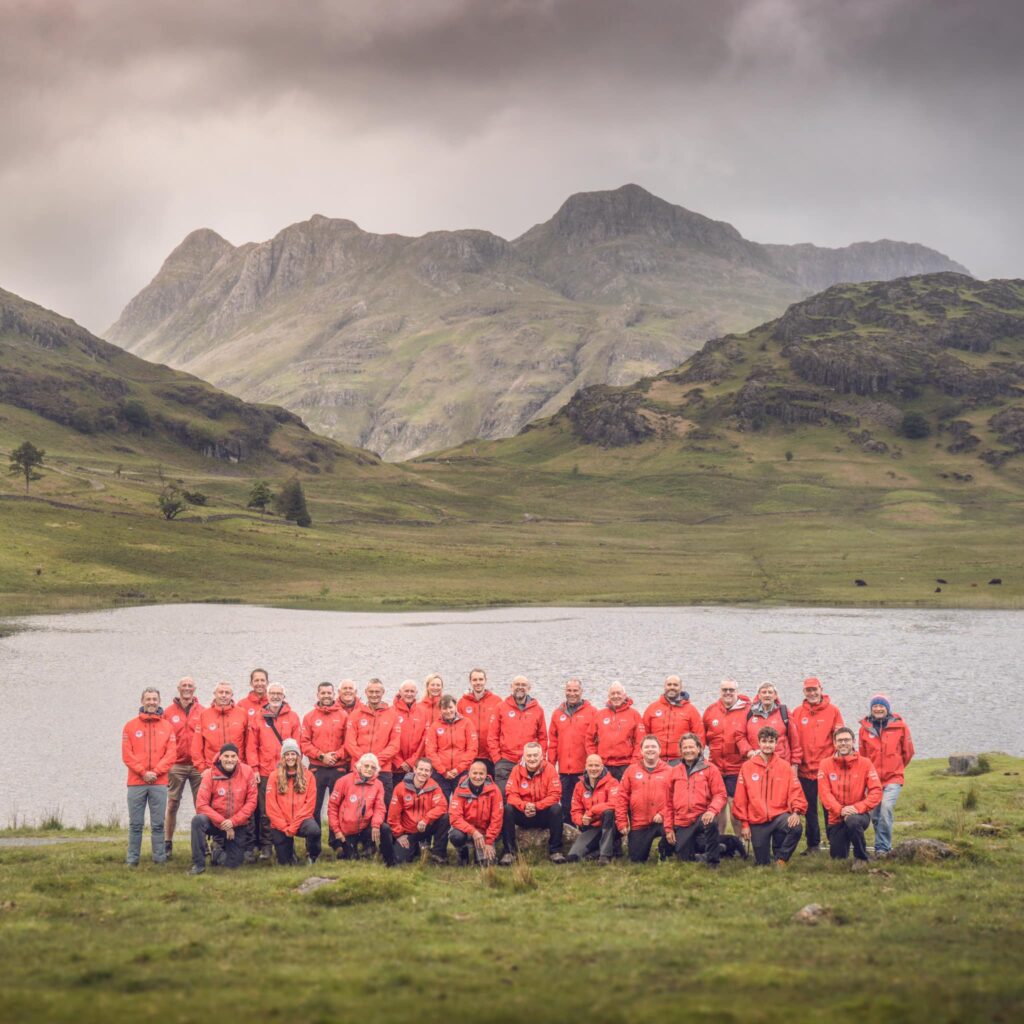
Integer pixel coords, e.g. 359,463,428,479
900,411,931,439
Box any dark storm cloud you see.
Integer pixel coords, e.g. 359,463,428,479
0,0,1021,331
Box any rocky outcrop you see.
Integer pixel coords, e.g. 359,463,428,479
563,385,655,447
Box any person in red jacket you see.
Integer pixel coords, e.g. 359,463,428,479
237,667,270,727
336,679,359,716
327,753,395,865
448,760,504,866
122,687,178,867
189,742,258,874
501,742,566,864
548,678,597,822
615,736,672,863
734,726,808,867
587,682,645,779
344,679,402,807
488,675,547,794
162,676,205,859
703,680,750,834
419,673,445,724
191,681,248,773
740,682,803,770
425,694,479,798
458,668,502,775
665,733,728,867
388,757,450,864
642,676,704,766
247,682,302,860
266,739,322,865
859,694,915,855
393,679,429,778
792,676,844,854
818,727,882,863
301,681,349,855
568,754,620,864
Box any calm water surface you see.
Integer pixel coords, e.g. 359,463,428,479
1,604,1020,827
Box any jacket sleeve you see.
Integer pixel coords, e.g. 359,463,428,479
237,769,259,825
614,775,632,831
787,715,804,767
386,787,404,835
570,780,585,826
536,711,548,759
156,726,178,776
707,765,727,816
689,706,706,745
327,779,344,835
121,725,146,778
732,770,749,826
631,713,646,759
857,765,883,814
534,769,561,811
300,714,323,763
485,792,504,845
370,783,386,828
487,713,502,763
245,725,260,772
737,718,754,758
788,772,808,814
191,722,208,772
379,718,401,767
584,718,599,756
195,771,222,827
816,767,842,820
902,724,915,767
456,723,478,774
547,714,560,766
424,787,448,825
505,770,525,811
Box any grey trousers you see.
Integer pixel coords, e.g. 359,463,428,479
126,784,168,864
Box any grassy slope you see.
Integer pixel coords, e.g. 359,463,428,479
1,756,1022,1023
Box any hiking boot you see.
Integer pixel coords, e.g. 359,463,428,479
499,853,515,867
164,840,173,858
457,848,470,867
597,856,612,867
243,849,257,865
850,859,869,872
800,845,823,856
549,852,567,864
189,865,205,876
259,846,273,861
775,859,788,869
307,856,318,866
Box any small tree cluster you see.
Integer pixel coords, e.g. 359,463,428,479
9,441,45,493
275,478,312,527
900,412,931,439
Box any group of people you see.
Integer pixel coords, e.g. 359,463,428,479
120,669,915,873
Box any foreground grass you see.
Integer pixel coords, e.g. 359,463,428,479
2,757,1022,1023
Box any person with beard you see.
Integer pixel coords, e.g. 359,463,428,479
665,733,727,868
567,754,620,864
189,742,258,874
457,668,502,776
448,760,504,866
642,676,704,766
300,681,349,855
162,676,204,859
818,727,882,864
703,680,751,835
266,739,321,866
858,695,915,855
587,682,645,780
388,757,450,864
425,694,478,799
548,678,597,824
488,675,547,794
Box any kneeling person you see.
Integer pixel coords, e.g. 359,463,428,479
665,733,727,867
190,743,258,874
448,760,504,866
327,753,396,866
818,727,882,862
388,757,450,864
568,754,620,863
615,736,672,863
266,739,322,865
501,741,565,864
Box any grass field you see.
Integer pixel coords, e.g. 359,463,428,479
1,756,1022,1023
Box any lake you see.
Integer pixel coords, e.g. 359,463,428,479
1,603,1020,827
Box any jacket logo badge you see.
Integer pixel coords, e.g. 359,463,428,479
751,774,760,781
217,787,226,795
248,708,256,715
603,718,611,725
135,730,143,737
655,710,663,717
802,718,809,725
712,719,719,726
315,719,322,727
350,794,359,802
404,795,413,803
508,711,516,717
635,772,643,779
172,716,180,723
437,728,445,735
560,715,566,722
209,724,218,731
521,781,529,788
360,720,368,727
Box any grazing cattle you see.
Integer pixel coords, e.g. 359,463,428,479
854,579,867,587
936,578,948,584
989,578,1002,585
934,587,942,593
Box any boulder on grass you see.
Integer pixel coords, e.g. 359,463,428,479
948,754,979,775
793,903,832,925
885,838,956,862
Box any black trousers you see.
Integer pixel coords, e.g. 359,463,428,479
606,764,627,782
270,819,323,865
312,767,344,848
253,777,271,852
750,814,803,865
799,777,828,848
339,823,396,866
672,820,721,864
191,814,248,869
502,804,564,854
559,774,582,824
627,823,669,863
827,813,871,861
450,827,497,864
494,759,516,795
723,774,738,798
568,809,617,860
394,815,450,863
432,771,461,802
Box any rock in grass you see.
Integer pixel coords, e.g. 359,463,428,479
948,754,980,775
886,838,956,862
295,876,334,895
793,903,832,925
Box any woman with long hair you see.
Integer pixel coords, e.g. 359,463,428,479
265,739,321,865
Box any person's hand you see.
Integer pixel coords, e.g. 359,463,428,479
653,813,663,825
323,752,337,766
665,829,676,845
741,824,751,841
841,805,857,819
787,813,800,828
524,803,536,818
417,819,428,833
253,772,260,784
701,811,715,826
746,751,757,759
397,835,410,849
621,823,630,835
473,832,486,853
446,770,458,779
581,813,592,826
483,843,496,862
143,771,157,784
371,826,381,844
221,818,234,831
224,826,235,841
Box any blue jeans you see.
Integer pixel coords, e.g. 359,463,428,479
870,783,903,853
126,784,168,864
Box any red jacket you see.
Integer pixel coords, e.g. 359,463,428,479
122,711,178,785
448,777,504,844
392,698,429,773
505,762,561,812
859,714,915,785
344,703,401,772
425,715,479,776
196,760,258,828
300,704,349,770
245,704,301,776
817,753,883,825
547,701,598,774
587,699,645,767
191,702,248,772
739,703,804,766
163,698,204,766
265,767,317,835
328,773,387,836
615,759,671,831
570,770,620,828
642,696,705,760
703,696,750,776
488,696,547,763
237,690,269,729
387,774,448,838
666,758,728,828
457,690,503,759
418,695,443,725
733,754,808,826
793,697,844,779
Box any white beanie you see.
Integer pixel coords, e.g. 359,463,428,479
280,738,301,759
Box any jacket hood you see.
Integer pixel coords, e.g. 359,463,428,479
402,771,440,794
505,693,536,710
137,708,164,720
802,695,833,714
606,697,634,712
172,697,197,711
464,689,494,702
561,699,592,716
749,700,783,719
262,702,292,719
683,755,708,775
660,692,691,707
583,767,609,794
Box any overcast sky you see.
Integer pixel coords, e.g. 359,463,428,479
1,0,1021,333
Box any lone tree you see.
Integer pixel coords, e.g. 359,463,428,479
900,411,931,439
247,480,274,515
9,441,45,493
157,484,187,520
275,479,312,527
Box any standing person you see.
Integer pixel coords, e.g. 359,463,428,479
615,736,672,863
300,681,349,855
388,757,450,864
500,742,565,864
336,680,359,715
642,676,704,766
393,679,429,779
548,678,597,824
793,676,844,854
189,743,258,875
664,734,727,867
457,669,502,776
703,680,750,834
163,676,205,858
247,682,301,860
266,739,321,866
425,694,478,798
327,753,396,865
122,687,177,867
739,682,803,770
237,667,270,725
587,682,645,780
448,760,504,866
488,676,547,794
419,673,445,724
733,727,808,867
344,679,401,807
859,695,915,856
567,754,619,864
818,728,882,864
191,682,247,773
